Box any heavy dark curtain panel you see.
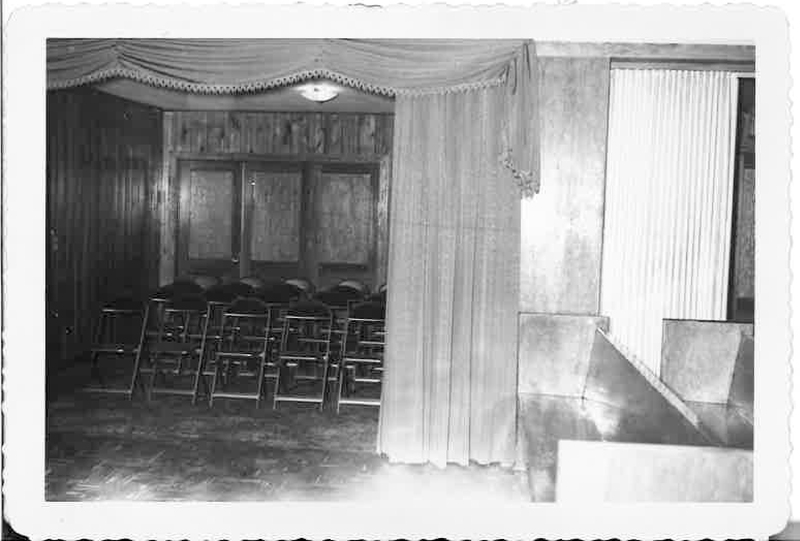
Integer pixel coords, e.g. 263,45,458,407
378,87,520,467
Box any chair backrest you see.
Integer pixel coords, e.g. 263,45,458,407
368,289,387,306
280,301,333,356
286,300,332,319
284,277,315,296
240,275,267,290
225,297,271,317
146,293,210,344
95,294,144,346
151,280,205,302
191,274,222,290
257,282,303,305
338,279,369,295
206,282,254,304
166,293,209,314
315,286,365,309
216,297,272,352
341,301,386,359
349,300,386,321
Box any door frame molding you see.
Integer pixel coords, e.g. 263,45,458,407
170,155,385,287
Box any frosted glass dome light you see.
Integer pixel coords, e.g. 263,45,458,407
296,81,340,103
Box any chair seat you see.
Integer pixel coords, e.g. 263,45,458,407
210,391,261,400
338,397,380,407
298,337,330,344
274,394,324,404
357,339,385,346
342,355,383,364
150,388,196,397
280,355,327,366
349,375,381,384
217,351,264,359
150,342,200,355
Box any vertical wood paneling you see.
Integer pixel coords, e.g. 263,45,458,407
188,170,235,259
328,114,342,154
190,111,207,153
47,89,162,365
519,57,610,314
176,111,191,152
376,153,392,287
253,113,267,154
601,69,737,375
207,111,225,153
160,110,394,286
160,112,176,285
316,171,374,264
310,113,325,154
228,112,242,153
250,170,302,262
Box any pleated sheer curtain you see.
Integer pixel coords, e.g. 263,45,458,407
378,87,521,467
600,68,738,375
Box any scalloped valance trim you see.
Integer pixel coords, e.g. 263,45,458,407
47,67,507,96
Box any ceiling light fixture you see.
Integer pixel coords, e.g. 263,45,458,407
296,81,340,103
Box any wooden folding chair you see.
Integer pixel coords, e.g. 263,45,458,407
273,301,333,411
315,285,366,382
144,293,211,404
208,297,272,408
336,301,385,412
83,294,145,398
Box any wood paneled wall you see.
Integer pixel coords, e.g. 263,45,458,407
168,111,394,157
731,78,755,319
47,89,162,365
160,111,393,286
520,57,611,314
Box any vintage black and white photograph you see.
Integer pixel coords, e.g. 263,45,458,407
2,3,793,539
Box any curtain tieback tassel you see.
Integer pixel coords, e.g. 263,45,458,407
499,149,539,198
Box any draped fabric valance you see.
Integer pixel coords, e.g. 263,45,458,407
47,38,540,194
48,38,524,95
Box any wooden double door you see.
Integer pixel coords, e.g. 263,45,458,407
177,159,383,288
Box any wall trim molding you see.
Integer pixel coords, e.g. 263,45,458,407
537,42,755,64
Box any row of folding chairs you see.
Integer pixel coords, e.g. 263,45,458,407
198,274,386,302
85,279,386,412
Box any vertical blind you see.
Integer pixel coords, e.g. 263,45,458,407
600,68,738,375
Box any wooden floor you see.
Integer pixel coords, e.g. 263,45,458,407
46,363,529,502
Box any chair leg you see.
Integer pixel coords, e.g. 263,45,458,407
89,314,105,384
128,349,146,401
209,358,221,408
147,354,160,401
191,354,204,406
272,361,282,410
336,361,346,414
255,355,266,409
319,357,329,412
